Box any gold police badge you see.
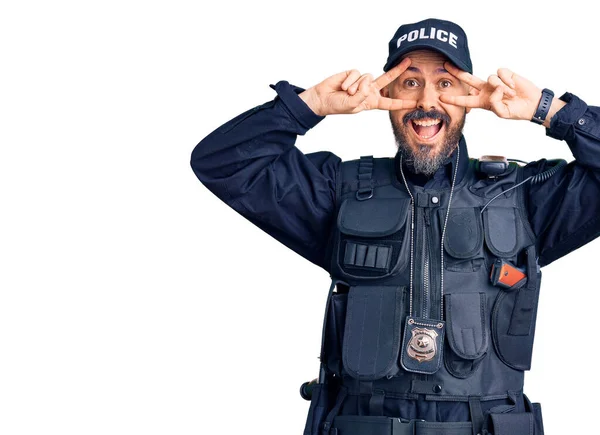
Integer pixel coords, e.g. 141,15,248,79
407,327,438,362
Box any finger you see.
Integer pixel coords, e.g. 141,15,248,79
348,73,373,96
352,73,374,100
373,57,412,90
341,69,362,91
375,97,418,111
489,81,505,104
439,94,483,108
444,61,486,91
497,68,516,89
488,75,516,97
347,73,366,95
489,85,510,117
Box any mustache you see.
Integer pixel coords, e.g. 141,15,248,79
403,109,450,126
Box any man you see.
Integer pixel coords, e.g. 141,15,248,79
191,18,600,435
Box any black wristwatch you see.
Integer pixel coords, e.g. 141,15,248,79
531,88,554,125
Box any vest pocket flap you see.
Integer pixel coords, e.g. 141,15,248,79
337,198,410,237
489,413,534,435
483,207,519,257
437,207,483,259
323,292,348,376
444,292,488,360
342,286,404,380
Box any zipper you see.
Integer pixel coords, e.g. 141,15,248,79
422,209,431,318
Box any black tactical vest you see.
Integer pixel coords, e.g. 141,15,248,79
303,153,545,435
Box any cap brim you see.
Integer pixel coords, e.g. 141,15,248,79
383,43,472,74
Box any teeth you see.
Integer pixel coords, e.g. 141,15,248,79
413,119,442,127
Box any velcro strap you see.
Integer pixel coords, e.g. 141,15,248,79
369,390,385,416
468,397,484,435
415,421,473,435
507,245,539,336
331,416,473,435
490,413,533,435
356,155,374,200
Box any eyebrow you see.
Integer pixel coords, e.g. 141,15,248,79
407,66,449,74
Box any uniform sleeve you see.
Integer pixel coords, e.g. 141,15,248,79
524,92,600,267
190,80,341,272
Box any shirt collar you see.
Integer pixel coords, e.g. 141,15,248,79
394,135,470,188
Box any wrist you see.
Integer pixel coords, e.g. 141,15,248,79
542,96,567,128
529,88,567,128
299,87,326,117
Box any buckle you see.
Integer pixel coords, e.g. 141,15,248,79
355,187,373,201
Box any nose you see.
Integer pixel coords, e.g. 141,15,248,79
417,83,440,111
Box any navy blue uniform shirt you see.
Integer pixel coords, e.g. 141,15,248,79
191,80,600,272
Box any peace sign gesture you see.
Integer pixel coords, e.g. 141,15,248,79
299,57,417,116
439,62,544,121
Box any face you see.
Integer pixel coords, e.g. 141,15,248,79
381,50,471,176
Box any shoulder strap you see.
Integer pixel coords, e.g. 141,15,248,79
356,155,374,201
336,155,398,207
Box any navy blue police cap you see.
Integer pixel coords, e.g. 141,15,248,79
383,18,473,74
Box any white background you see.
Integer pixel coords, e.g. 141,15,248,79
1,1,599,434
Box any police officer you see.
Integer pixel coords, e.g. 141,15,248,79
191,17,600,435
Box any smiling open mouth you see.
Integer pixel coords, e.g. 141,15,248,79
410,118,444,140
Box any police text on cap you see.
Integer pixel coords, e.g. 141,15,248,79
397,27,459,49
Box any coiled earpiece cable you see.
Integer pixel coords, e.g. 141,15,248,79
480,158,567,214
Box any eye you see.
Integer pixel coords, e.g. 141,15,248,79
404,79,419,88
439,79,452,89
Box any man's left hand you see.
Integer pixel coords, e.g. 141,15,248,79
440,62,546,122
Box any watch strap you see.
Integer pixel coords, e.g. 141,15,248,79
531,88,554,124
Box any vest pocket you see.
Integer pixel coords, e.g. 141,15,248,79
341,285,406,380
482,207,520,258
491,245,541,371
491,274,541,371
443,292,489,378
437,207,485,272
336,197,411,279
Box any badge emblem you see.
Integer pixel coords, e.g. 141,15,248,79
407,327,438,362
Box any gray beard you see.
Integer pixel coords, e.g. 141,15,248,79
389,113,465,177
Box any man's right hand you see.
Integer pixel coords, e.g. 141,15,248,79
299,57,417,116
